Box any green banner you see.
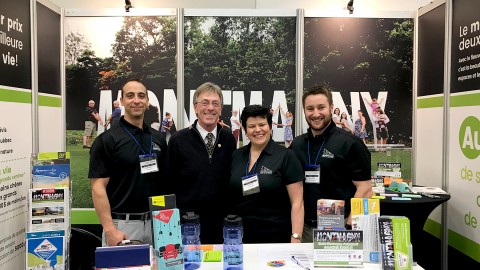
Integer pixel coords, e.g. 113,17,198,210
450,93,480,107
417,96,444,108
0,88,32,104
39,94,62,107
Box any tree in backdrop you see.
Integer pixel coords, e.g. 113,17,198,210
66,16,177,130
112,16,177,90
184,16,296,121
304,18,413,145
65,31,92,65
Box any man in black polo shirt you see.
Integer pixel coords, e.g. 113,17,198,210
83,99,103,148
88,79,167,246
290,85,372,242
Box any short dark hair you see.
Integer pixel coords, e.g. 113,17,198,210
121,78,146,97
240,105,272,128
302,85,332,107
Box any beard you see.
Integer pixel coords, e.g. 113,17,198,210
307,114,332,135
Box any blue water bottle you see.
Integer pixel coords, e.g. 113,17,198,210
181,212,202,270
223,215,243,270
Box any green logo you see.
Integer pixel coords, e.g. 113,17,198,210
459,116,480,159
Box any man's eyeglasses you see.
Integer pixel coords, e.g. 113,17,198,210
196,100,221,108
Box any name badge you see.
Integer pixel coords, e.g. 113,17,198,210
304,164,320,184
139,154,159,174
241,174,260,196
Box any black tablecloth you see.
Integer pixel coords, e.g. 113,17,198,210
379,191,450,261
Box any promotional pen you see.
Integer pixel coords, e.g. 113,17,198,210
291,255,310,270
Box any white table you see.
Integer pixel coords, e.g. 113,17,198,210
196,243,424,270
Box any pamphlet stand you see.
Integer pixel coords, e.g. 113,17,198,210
26,152,71,270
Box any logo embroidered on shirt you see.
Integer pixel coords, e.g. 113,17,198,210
260,166,273,174
152,143,162,151
322,149,334,158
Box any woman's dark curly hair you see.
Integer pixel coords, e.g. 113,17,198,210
240,105,272,129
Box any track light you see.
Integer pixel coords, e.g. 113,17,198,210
125,0,132,12
347,0,354,14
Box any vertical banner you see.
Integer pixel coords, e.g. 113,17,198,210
304,17,414,178
37,2,62,152
415,3,445,224
448,0,480,262
184,15,297,144
0,0,31,269
64,14,177,210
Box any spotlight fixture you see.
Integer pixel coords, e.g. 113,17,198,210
125,0,132,12
347,0,354,14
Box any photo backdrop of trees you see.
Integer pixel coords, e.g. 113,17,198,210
184,16,297,127
65,16,176,130
304,18,414,145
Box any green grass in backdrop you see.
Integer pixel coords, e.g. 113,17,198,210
67,130,412,208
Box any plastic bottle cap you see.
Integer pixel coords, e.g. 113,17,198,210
182,212,200,224
223,214,242,226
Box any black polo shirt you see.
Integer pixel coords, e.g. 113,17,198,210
88,116,167,213
290,120,371,221
228,139,304,243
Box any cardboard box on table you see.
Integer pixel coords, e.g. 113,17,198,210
150,194,184,270
95,244,151,269
378,216,412,270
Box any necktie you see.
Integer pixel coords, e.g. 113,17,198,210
206,133,214,156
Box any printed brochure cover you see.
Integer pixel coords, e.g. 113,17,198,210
375,162,402,178
317,199,345,230
313,229,363,268
29,188,69,232
351,198,380,262
31,152,70,189
378,216,412,270
26,230,65,270
371,177,385,193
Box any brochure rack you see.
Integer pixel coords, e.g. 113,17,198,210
27,152,71,270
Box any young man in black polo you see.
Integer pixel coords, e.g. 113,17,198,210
290,85,373,242
89,79,167,246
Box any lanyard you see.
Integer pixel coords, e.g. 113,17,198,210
307,140,325,166
121,124,152,155
245,152,259,177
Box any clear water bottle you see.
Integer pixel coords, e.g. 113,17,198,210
223,215,243,270
181,212,201,270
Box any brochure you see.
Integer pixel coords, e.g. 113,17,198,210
377,162,401,172
29,188,69,232
371,177,385,193
317,199,345,230
31,152,70,189
351,198,380,262
26,230,65,270
313,229,363,268
375,162,402,178
410,186,448,194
